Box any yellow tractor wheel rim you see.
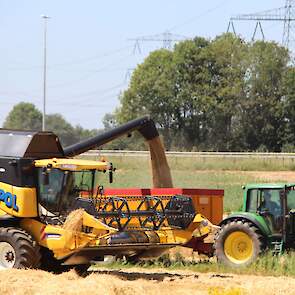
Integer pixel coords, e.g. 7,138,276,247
224,231,254,264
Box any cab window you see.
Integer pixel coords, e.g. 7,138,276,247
287,188,295,211
260,189,281,216
247,189,259,213
37,168,64,213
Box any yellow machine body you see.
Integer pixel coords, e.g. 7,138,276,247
0,182,38,217
34,158,109,171
20,211,215,263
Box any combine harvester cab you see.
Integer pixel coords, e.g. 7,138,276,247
0,116,223,272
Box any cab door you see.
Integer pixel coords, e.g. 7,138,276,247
248,188,283,234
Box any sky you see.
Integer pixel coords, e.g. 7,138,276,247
0,0,288,130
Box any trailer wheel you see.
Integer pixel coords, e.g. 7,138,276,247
215,220,264,267
0,227,41,270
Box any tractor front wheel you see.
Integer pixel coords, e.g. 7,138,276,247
215,220,264,267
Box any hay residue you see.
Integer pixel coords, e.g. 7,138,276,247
1,267,294,295
63,209,84,232
147,137,173,188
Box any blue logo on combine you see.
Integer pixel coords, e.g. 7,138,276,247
0,189,19,212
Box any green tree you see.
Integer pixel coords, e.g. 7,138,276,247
282,66,295,150
238,41,289,151
3,102,42,130
102,113,117,130
3,102,98,147
204,34,249,150
117,38,213,150
46,114,77,146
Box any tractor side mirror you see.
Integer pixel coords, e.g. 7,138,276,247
42,168,49,186
108,163,116,184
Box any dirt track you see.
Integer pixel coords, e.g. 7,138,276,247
2,267,295,295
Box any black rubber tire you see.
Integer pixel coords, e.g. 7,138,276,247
214,220,264,267
40,247,90,276
74,264,91,277
0,227,41,269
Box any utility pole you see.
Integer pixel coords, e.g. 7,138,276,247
41,15,50,131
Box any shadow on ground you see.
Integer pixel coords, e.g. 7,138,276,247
91,269,199,282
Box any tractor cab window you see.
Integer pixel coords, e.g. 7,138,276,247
37,168,99,217
247,188,282,233
247,189,259,213
247,189,281,215
287,188,295,211
259,189,281,216
259,189,282,233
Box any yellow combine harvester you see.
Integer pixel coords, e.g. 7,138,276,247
0,116,223,273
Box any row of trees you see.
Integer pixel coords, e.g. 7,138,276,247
113,34,295,152
2,103,140,149
2,102,98,146
2,102,140,149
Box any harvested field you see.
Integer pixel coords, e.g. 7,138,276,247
2,267,295,295
246,170,295,182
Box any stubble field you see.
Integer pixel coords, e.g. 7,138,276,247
2,267,295,295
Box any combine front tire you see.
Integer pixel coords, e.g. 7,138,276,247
0,227,41,270
215,221,264,267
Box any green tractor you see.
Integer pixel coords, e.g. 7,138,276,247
215,183,295,267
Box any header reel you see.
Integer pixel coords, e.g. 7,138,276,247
72,195,196,231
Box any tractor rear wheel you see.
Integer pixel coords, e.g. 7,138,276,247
0,227,41,270
215,220,264,267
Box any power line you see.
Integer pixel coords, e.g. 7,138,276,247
51,82,126,104
47,45,133,68
52,93,120,109
6,45,133,71
47,53,132,89
168,0,230,32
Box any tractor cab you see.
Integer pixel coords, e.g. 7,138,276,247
34,158,113,223
244,183,295,246
245,184,284,234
